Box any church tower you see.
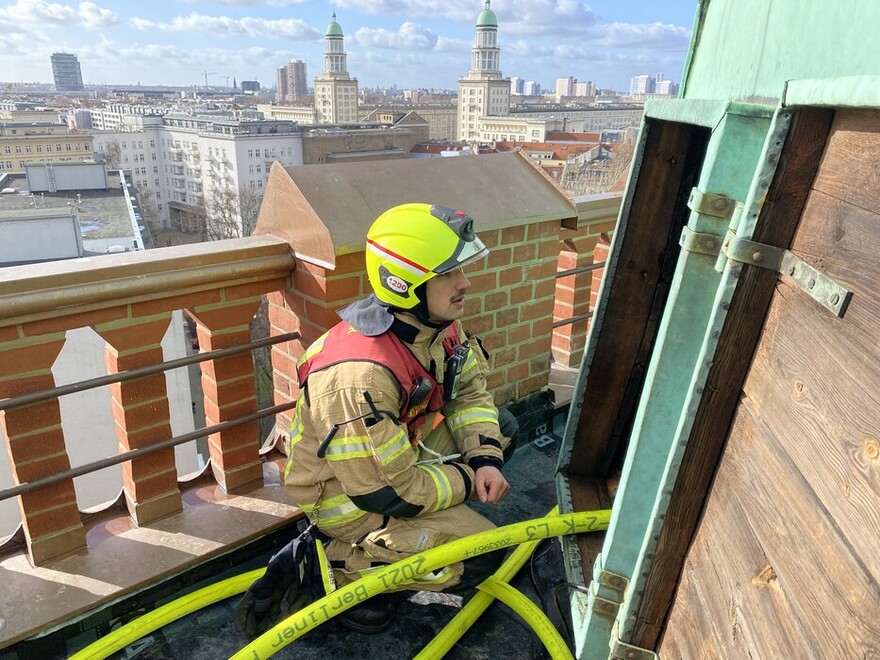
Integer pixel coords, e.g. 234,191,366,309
314,12,359,124
457,1,510,142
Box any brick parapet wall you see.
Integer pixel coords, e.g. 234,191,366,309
0,236,293,564
551,194,621,368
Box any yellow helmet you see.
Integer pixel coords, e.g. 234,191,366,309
366,203,489,309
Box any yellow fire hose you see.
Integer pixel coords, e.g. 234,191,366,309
69,569,266,660
415,506,558,658
234,510,610,659
70,509,610,660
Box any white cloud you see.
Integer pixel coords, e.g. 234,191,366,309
181,0,309,5
129,13,322,41
335,0,478,23
3,0,119,28
590,22,690,50
353,22,438,50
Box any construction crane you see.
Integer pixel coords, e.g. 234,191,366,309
202,71,216,89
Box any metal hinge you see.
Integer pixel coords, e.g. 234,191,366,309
610,636,659,660
687,188,736,219
721,233,852,317
591,566,630,623
679,226,723,256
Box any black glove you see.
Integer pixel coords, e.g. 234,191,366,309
234,520,324,636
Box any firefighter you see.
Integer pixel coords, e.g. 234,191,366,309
237,203,518,636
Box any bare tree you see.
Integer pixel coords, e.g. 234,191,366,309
204,185,263,240
101,138,122,170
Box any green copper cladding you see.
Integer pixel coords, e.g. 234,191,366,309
571,104,773,659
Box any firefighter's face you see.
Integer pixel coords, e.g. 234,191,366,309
425,268,470,321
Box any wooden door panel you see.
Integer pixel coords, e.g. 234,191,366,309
745,288,880,580
658,108,880,657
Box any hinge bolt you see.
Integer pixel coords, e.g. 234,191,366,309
831,293,840,305
705,240,716,250
787,266,796,276
752,251,764,262
808,278,816,289
712,198,728,211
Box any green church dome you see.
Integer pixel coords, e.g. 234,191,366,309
476,0,497,27
326,12,343,37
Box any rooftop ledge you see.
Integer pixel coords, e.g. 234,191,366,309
0,235,294,327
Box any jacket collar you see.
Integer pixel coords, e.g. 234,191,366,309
338,295,448,345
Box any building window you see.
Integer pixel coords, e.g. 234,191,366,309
15,146,22,154
25,145,32,153
56,144,62,152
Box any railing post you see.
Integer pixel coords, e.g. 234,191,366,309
94,314,183,525
188,296,264,491
0,330,86,564
553,239,597,369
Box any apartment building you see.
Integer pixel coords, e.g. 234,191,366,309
0,122,94,172
90,116,304,234
276,60,308,103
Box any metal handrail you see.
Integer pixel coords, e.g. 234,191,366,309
0,400,297,502
0,330,301,502
0,331,301,411
552,312,594,329
555,260,606,279
553,259,605,328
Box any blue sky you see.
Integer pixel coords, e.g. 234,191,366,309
0,0,697,92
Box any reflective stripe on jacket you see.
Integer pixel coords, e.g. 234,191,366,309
283,310,505,543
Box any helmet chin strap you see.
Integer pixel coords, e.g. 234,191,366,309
407,283,450,329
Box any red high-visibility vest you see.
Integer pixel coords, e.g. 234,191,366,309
296,322,459,442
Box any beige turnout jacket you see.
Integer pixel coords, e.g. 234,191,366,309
283,307,507,545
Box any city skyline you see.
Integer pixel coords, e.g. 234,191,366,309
0,0,696,93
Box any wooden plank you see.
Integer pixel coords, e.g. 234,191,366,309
725,400,880,657
568,474,611,570
743,286,880,580
660,556,730,660
660,420,817,659
791,189,880,350
812,108,880,215
629,107,836,648
569,120,705,476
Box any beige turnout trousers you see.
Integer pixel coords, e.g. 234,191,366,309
322,417,503,591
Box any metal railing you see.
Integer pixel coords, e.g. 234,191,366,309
552,259,606,329
0,331,300,503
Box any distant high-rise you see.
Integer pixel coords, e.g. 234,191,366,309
555,77,575,101
457,1,511,142
510,76,524,95
523,81,541,96
314,13,359,124
276,60,308,103
51,53,84,92
241,80,261,94
630,74,655,95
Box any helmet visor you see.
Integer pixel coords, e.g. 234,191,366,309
433,234,489,274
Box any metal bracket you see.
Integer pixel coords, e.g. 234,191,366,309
722,233,852,317
597,569,629,596
610,636,659,660
679,226,723,256
590,566,630,623
687,188,736,219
